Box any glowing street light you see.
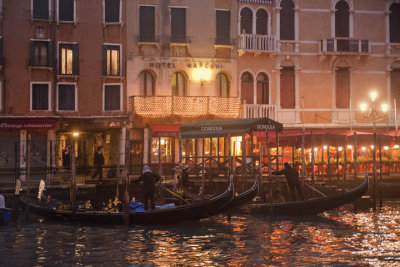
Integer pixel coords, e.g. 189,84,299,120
360,90,388,210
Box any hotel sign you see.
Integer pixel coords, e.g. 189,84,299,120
149,61,223,69
0,120,56,129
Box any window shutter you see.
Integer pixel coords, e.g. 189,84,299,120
73,44,79,74
256,9,268,35
335,1,350,38
59,84,75,110
0,38,3,65
33,0,49,19
102,45,107,75
390,4,400,43
105,0,120,23
29,41,35,66
59,0,74,21
105,85,120,110
280,67,295,108
216,10,230,44
240,8,252,34
140,6,155,42
171,8,186,42
336,68,350,108
280,0,294,40
47,41,53,67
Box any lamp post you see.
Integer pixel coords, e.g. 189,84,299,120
360,91,388,210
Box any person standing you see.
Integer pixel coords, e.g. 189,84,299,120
272,162,305,201
131,165,160,210
92,146,105,183
62,146,71,178
181,164,190,189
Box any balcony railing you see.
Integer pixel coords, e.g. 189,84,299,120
241,103,276,120
238,0,273,4
130,96,241,119
238,34,276,53
320,38,370,54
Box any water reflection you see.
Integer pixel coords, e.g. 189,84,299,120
1,202,400,266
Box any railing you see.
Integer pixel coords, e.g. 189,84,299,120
238,0,273,4
241,103,276,120
129,96,241,119
238,34,276,53
320,38,370,54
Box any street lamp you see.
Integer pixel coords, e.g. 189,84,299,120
360,90,388,210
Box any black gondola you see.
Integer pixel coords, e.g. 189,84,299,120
223,175,259,211
19,176,234,225
241,175,369,216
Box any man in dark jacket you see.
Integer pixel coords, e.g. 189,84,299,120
92,146,105,183
272,162,304,201
131,165,160,210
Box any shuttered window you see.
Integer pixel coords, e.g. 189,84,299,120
58,84,75,110
59,0,74,21
59,43,79,75
139,6,155,42
217,73,230,97
335,68,350,108
391,69,400,109
104,85,121,110
257,73,269,104
105,0,120,23
140,71,155,96
280,67,295,108
240,8,252,34
216,10,231,45
30,41,53,67
256,9,268,35
280,0,294,40
241,72,254,104
32,83,49,110
390,4,400,43
33,0,49,19
171,8,186,43
103,45,120,76
0,38,3,65
172,72,186,96
335,1,349,38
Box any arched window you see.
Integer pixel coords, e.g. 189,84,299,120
390,3,400,43
280,67,295,108
172,72,186,96
216,72,230,97
335,67,350,108
256,73,269,104
256,9,268,35
335,1,349,38
280,0,294,40
241,72,254,104
240,8,253,34
139,70,155,96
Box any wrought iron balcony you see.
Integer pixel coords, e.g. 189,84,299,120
240,103,276,120
238,34,276,54
320,38,370,55
129,96,241,119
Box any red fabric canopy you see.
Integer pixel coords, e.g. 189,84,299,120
149,124,180,132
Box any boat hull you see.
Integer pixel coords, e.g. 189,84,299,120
0,208,12,225
19,177,234,225
241,176,369,216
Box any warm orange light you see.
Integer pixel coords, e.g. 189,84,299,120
338,147,343,151
360,103,368,112
347,145,353,149
192,68,212,82
362,146,366,151
384,146,389,151
370,91,377,102
381,103,389,113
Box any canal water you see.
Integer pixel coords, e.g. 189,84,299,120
1,201,400,266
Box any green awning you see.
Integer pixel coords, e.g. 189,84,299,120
180,118,283,139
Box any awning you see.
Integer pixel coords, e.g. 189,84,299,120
180,118,283,139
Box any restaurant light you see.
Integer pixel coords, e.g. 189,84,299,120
384,146,389,151
192,68,212,83
362,146,366,151
73,132,79,137
323,145,327,150
314,147,318,152
347,145,353,149
338,147,343,151
370,145,374,149
394,144,400,149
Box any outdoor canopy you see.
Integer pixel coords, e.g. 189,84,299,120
179,118,283,139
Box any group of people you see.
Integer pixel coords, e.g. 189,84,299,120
62,145,105,182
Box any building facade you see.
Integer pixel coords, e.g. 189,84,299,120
1,0,400,182
0,0,128,182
